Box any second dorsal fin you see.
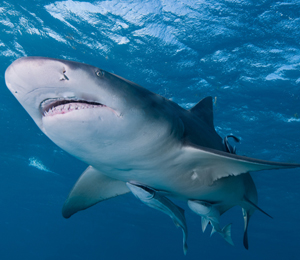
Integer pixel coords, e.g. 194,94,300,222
189,96,214,128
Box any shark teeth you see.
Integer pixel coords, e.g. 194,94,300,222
42,101,105,117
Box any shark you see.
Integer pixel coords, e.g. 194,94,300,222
4,56,300,253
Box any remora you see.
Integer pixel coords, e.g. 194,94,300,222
5,57,300,251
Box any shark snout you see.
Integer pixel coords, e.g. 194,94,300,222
4,59,29,96
5,57,73,98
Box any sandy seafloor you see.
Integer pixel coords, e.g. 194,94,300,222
0,0,300,259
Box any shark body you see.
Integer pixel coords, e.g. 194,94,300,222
5,57,300,252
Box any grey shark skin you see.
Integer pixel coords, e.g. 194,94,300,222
126,182,188,254
5,57,300,251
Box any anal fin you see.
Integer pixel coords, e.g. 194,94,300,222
62,166,130,218
201,217,209,233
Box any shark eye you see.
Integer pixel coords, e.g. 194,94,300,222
95,69,104,77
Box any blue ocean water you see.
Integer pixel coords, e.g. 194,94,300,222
1,0,300,259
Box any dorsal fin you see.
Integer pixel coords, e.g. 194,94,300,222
189,96,214,128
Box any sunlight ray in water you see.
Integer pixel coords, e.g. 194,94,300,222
28,157,57,175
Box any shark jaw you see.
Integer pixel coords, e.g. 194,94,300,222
39,98,121,117
5,57,126,124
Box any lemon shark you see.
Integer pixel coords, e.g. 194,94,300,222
5,57,300,253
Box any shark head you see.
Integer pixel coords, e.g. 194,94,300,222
5,57,155,128
5,57,183,166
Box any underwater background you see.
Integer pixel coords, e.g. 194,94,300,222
0,0,299,259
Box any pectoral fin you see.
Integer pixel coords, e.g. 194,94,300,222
62,166,129,218
183,144,300,183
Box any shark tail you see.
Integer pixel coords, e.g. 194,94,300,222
221,223,234,246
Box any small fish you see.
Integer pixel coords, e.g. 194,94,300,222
127,182,188,255
28,157,55,174
188,200,234,246
223,135,240,154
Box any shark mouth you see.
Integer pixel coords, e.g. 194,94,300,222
40,98,105,117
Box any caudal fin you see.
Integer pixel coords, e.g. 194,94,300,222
222,223,234,246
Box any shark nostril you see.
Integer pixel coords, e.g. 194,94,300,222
61,69,69,81
63,73,69,80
